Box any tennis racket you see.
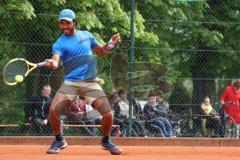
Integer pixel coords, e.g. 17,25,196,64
3,58,47,85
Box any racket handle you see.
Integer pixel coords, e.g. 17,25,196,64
37,61,47,67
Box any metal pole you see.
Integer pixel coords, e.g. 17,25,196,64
128,0,135,136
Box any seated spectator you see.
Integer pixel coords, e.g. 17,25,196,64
110,89,146,137
25,84,52,135
108,92,126,136
144,92,173,137
85,100,102,134
201,96,223,137
63,96,87,121
62,96,96,136
154,89,170,118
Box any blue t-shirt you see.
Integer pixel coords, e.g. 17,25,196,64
52,30,100,81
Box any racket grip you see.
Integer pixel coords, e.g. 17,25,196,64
37,61,47,67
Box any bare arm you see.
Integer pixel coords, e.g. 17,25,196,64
93,33,121,57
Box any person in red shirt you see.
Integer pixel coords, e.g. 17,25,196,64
220,80,240,123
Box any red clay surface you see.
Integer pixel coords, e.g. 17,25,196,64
1,145,240,160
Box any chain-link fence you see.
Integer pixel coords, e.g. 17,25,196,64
1,0,240,137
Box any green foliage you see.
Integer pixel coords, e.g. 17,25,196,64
0,103,24,124
0,0,159,125
1,0,240,128
169,83,191,115
78,12,104,30
98,72,114,94
0,0,35,19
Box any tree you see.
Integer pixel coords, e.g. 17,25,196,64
136,0,240,131
0,0,159,124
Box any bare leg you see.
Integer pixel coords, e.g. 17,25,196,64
47,92,70,154
92,97,122,155
49,92,70,135
101,112,113,136
92,97,113,136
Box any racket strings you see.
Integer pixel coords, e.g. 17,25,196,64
3,60,28,83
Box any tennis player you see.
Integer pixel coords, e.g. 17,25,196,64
45,9,122,155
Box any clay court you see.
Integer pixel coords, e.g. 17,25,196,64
2,145,240,160
1,137,240,160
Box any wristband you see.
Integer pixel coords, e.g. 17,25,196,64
107,40,116,49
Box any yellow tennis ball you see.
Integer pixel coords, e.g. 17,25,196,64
15,75,24,83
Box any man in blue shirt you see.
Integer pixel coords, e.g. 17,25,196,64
45,9,121,155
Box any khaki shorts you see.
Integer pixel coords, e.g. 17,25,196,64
58,80,106,104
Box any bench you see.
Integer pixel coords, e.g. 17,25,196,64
0,123,31,128
62,124,120,136
0,123,120,136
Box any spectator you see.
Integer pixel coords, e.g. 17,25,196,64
85,100,103,135
108,91,130,136
111,89,146,137
201,96,223,137
108,92,120,110
117,89,129,119
63,96,87,121
26,84,52,135
154,89,170,118
62,96,95,136
220,80,240,124
144,92,173,137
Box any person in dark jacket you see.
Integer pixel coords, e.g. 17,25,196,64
25,84,52,135
144,92,173,137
